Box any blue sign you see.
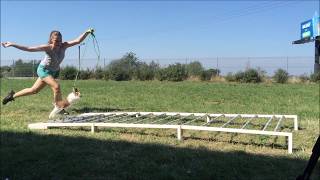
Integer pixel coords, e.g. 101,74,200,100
297,12,319,40
313,16,320,37
301,19,313,39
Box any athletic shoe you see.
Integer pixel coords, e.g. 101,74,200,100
49,104,64,119
2,90,15,105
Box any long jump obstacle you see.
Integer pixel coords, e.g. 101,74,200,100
28,112,298,154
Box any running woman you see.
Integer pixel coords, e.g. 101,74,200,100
1,28,94,117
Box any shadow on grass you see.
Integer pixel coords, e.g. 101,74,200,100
100,128,291,151
44,128,290,151
1,131,319,180
72,106,134,113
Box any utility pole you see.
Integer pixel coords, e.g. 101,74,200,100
12,60,15,77
315,38,320,73
78,43,85,71
286,56,289,73
33,60,35,79
216,57,219,76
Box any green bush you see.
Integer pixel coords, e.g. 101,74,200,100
242,68,262,83
310,71,320,82
0,66,11,77
256,67,267,81
79,68,94,80
12,59,40,77
234,71,245,82
299,74,310,83
225,72,236,82
200,69,220,81
164,63,188,82
94,67,106,80
102,70,110,80
186,61,204,77
107,52,139,81
59,66,78,80
109,66,131,81
225,69,262,83
135,65,153,80
155,68,167,81
155,63,187,81
273,69,289,83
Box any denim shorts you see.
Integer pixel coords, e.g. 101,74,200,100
37,64,60,79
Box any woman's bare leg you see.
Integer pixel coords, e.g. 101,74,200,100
13,78,47,98
42,76,69,108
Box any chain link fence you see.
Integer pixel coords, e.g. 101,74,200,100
0,56,316,78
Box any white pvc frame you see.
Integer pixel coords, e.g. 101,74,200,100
28,112,298,154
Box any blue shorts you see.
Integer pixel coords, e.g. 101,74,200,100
37,65,60,79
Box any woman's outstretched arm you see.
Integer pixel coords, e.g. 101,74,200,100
64,28,94,48
1,42,49,52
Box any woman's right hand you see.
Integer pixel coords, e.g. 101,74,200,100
1,42,14,48
86,28,94,34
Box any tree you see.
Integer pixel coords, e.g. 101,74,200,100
107,52,139,81
186,61,204,77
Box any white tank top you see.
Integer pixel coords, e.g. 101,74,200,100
40,46,66,71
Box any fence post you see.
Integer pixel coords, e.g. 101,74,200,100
216,57,219,76
246,57,251,70
12,59,15,77
33,60,35,79
286,56,289,73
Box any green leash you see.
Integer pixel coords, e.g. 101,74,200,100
72,30,101,93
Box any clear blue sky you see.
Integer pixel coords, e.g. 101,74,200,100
1,0,319,62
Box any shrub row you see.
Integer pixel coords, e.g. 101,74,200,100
3,53,319,83
225,68,319,83
59,57,320,83
59,52,220,82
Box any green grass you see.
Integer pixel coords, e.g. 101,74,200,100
1,79,319,179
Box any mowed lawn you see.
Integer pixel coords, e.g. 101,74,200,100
1,79,319,179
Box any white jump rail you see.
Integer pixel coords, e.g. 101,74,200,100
28,112,298,154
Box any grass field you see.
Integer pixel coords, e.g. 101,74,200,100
1,79,319,179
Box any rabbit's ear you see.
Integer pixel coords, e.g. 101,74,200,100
73,87,79,93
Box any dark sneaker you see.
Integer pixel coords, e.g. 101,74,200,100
2,90,15,105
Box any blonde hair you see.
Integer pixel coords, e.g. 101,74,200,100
48,30,62,44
